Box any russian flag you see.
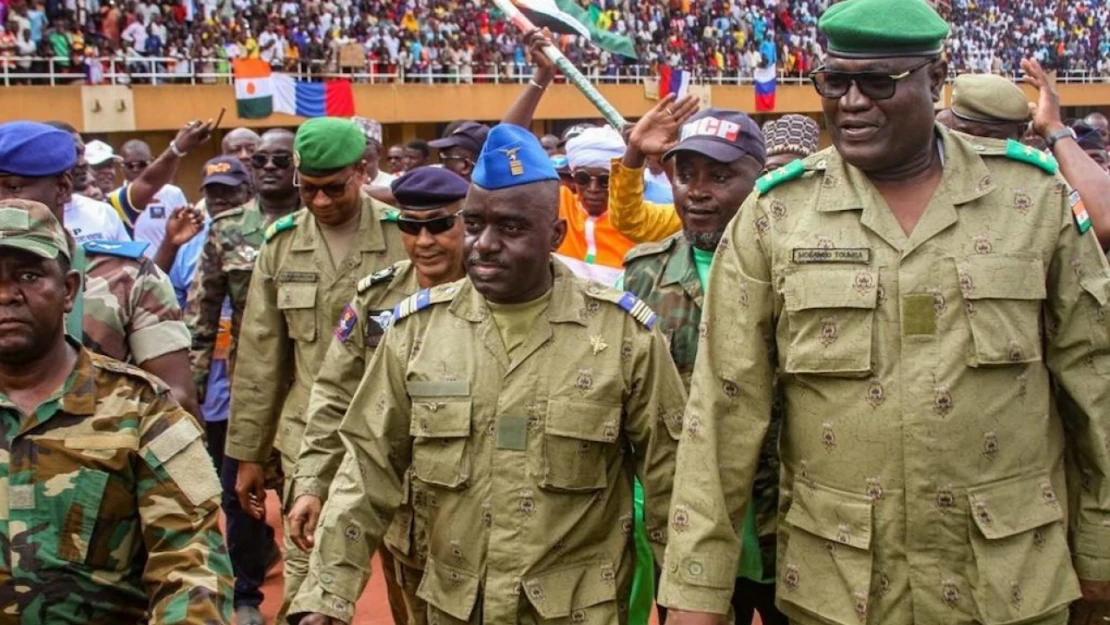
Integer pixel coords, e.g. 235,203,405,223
754,66,777,112
658,64,690,100
273,74,356,118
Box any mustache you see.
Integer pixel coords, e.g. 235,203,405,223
467,253,506,267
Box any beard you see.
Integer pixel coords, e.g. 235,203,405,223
684,229,725,251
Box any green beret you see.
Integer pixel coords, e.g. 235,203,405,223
819,0,949,58
294,117,367,175
951,74,1030,123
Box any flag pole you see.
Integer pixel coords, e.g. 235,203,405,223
491,0,627,129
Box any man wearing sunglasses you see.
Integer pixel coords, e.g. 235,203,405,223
429,120,490,182
114,138,190,255
185,128,300,625
661,1,1110,624
287,166,469,625
227,117,407,620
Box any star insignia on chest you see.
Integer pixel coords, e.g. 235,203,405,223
590,335,608,356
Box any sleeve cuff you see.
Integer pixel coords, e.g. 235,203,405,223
130,320,192,364
287,569,357,624
656,555,737,615
291,476,329,501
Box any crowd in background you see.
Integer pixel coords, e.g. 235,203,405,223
0,0,1108,82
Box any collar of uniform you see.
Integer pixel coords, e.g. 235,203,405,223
659,235,696,287
391,260,419,293
290,194,387,252
238,197,264,235
450,261,586,326
3,340,97,436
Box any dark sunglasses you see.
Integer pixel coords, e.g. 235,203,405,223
251,153,293,169
123,160,150,171
396,214,457,236
296,172,355,199
572,171,610,189
809,57,936,101
440,155,474,167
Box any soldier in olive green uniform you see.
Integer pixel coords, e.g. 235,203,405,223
288,167,471,625
291,125,686,625
659,2,1110,625
225,118,406,617
622,109,784,625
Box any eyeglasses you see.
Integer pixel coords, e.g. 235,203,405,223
122,160,150,171
572,171,610,189
809,57,936,101
440,155,474,167
296,172,356,199
396,214,458,236
251,153,293,169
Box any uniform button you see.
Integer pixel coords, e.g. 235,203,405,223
687,561,704,577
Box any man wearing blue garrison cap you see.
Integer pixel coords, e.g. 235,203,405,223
660,0,1110,625
0,119,203,422
292,124,687,625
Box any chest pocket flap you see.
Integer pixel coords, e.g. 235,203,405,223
409,397,472,489
957,256,1045,366
277,283,317,341
782,267,878,376
541,399,621,492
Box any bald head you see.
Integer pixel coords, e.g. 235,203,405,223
120,139,153,182
1084,112,1109,145
223,127,262,161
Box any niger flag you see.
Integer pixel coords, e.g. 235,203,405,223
234,59,273,119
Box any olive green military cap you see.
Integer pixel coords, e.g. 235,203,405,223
0,199,71,261
819,0,950,58
294,117,367,175
950,74,1030,123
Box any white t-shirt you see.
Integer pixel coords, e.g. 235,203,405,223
65,194,132,244
133,184,189,257
122,21,148,54
372,170,395,186
259,31,279,63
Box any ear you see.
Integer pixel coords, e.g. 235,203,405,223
56,171,74,208
62,269,81,315
550,217,567,251
928,59,947,103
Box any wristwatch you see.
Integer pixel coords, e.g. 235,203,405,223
1045,126,1077,150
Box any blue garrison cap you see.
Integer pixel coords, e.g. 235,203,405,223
471,124,559,190
0,121,77,177
391,166,469,210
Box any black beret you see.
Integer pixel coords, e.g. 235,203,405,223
390,166,469,209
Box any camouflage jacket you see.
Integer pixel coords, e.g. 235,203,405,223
0,344,233,624
75,242,191,366
184,199,271,399
623,234,781,554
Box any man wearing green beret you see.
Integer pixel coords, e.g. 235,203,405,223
225,117,407,619
660,1,1110,625
937,73,1031,141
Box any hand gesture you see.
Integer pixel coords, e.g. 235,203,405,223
165,205,203,247
629,93,701,157
1021,58,1063,137
524,27,556,87
172,118,217,155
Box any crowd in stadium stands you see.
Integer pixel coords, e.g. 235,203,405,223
0,0,1107,82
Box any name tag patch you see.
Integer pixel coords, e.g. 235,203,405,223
278,271,319,283
791,248,871,264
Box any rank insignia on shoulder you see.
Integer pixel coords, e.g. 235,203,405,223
618,292,657,329
264,213,297,241
755,159,806,195
358,264,398,293
392,283,460,322
1003,139,1058,175
83,239,149,259
1070,189,1092,234
335,304,358,343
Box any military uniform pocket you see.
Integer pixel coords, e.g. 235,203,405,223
540,399,620,493
522,560,619,624
409,399,472,490
778,482,875,625
47,468,111,565
278,283,318,342
782,267,877,376
416,557,480,623
956,256,1046,366
965,473,1080,624
384,469,415,556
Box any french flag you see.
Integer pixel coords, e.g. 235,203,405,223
658,64,690,99
754,66,777,112
273,74,356,118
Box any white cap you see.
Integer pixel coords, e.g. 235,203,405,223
85,140,118,167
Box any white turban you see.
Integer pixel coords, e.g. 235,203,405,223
565,126,626,171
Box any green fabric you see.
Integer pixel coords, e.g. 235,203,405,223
487,291,551,361
818,0,948,58
691,246,714,290
554,0,637,59
294,117,367,174
629,479,655,625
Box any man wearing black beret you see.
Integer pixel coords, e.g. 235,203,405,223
286,165,470,625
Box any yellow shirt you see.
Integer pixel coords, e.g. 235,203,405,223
607,157,681,244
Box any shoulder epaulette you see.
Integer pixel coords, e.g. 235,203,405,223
88,351,169,393
357,262,402,293
584,284,658,330
264,213,298,241
83,239,149,260
1001,139,1058,175
755,158,806,195
380,206,400,222
392,282,460,322
623,236,677,265
211,205,246,223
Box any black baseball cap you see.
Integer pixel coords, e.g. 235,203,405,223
429,121,490,154
201,155,251,187
664,108,767,166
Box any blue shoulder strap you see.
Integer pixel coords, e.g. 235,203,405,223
83,239,150,259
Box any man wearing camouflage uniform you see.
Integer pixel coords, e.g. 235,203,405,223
226,117,406,617
0,199,232,624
